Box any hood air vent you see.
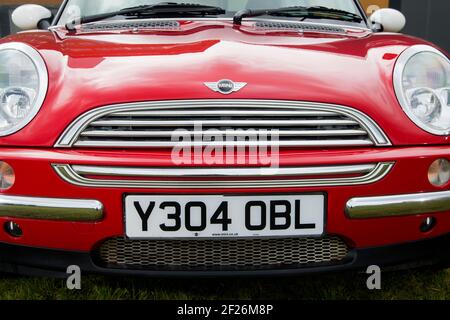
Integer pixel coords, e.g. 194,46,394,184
254,21,346,34
81,20,180,32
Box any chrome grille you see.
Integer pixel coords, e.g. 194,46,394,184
53,162,394,189
81,20,180,32
254,21,346,33
96,236,350,271
55,100,390,148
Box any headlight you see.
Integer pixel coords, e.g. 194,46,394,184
0,42,48,136
394,45,450,135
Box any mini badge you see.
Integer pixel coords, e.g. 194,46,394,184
204,79,247,95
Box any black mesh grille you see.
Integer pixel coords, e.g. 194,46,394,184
95,236,351,271
254,21,346,33
81,20,180,32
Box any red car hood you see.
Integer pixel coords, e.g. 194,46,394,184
0,20,445,147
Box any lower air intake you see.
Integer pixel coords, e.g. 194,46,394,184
95,236,350,271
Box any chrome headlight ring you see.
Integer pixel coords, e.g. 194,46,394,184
0,42,48,137
394,45,450,135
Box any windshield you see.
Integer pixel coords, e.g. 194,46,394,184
57,0,364,26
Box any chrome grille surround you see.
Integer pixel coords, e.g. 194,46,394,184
52,162,394,189
95,236,350,271
55,100,391,148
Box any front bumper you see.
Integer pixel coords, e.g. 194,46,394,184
1,145,450,276
3,189,450,222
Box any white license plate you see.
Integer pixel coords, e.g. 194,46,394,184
125,194,325,239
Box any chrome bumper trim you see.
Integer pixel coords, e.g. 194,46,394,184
52,162,394,189
0,195,104,221
346,191,450,219
71,163,377,178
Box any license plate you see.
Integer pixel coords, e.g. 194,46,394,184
124,194,325,239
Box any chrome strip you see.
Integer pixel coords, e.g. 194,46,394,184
346,191,450,219
55,100,391,148
89,119,359,127
72,163,376,178
80,129,368,138
73,140,374,148
52,162,394,189
0,195,104,221
112,110,339,116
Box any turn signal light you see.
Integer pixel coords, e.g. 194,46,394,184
428,159,450,187
0,161,15,191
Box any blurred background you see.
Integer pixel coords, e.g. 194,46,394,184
0,0,448,51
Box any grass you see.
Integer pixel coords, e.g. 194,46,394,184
0,268,449,300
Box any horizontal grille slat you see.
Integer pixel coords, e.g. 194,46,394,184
80,129,369,138
55,100,391,148
73,140,374,148
112,110,339,117
72,163,376,177
90,119,360,127
95,236,351,271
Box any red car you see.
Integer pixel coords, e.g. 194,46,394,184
0,0,449,277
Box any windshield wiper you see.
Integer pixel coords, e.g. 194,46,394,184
66,2,226,31
233,6,363,25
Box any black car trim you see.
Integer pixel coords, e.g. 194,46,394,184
1,233,449,277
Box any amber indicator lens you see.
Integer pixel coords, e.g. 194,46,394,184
0,161,15,191
428,159,450,187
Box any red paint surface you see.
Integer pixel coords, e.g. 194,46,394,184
0,20,449,252
1,146,450,251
